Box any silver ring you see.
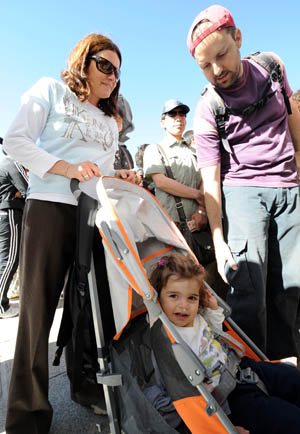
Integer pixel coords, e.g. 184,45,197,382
83,174,89,180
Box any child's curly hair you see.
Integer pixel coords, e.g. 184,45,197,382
149,254,209,308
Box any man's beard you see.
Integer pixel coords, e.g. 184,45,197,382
214,66,242,89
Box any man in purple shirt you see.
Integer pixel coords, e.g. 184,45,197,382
187,5,300,361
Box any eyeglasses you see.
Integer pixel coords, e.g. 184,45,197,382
90,55,121,80
166,110,187,118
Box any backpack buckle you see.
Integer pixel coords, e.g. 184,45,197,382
271,63,282,82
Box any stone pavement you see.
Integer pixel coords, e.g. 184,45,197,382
0,298,110,434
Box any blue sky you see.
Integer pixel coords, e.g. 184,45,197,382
1,0,299,164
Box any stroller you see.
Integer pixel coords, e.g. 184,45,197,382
59,175,269,434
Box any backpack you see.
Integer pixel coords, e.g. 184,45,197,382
200,52,292,153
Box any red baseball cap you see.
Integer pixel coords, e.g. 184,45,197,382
187,5,235,57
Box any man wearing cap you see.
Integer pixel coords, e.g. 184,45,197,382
143,99,206,230
186,5,300,361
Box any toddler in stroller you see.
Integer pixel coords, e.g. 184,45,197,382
74,176,300,434
149,253,300,434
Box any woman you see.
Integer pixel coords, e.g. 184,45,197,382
4,33,135,434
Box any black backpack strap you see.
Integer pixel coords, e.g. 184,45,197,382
229,80,275,117
245,51,292,115
53,192,98,367
201,85,232,153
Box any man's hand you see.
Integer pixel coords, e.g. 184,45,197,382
190,210,207,231
195,189,205,207
214,240,237,283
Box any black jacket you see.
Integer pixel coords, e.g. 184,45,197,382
0,155,28,210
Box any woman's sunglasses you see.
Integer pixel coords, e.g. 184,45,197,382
90,55,121,80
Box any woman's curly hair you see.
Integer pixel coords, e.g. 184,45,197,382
149,254,209,308
61,33,121,117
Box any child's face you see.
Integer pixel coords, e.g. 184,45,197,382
159,276,200,327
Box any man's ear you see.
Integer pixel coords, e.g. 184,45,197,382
235,28,242,48
160,118,165,129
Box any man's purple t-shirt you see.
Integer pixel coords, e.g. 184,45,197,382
194,55,298,187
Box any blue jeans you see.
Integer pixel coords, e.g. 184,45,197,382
222,185,300,359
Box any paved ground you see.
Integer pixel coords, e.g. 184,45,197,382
0,298,110,434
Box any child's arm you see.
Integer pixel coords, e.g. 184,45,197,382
202,306,225,332
201,291,224,331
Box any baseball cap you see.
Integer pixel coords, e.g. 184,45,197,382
187,5,235,56
161,99,190,116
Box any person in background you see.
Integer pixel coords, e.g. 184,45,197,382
143,99,206,232
143,100,228,299
187,5,300,361
135,143,150,170
113,93,134,170
135,143,156,194
3,32,135,434
0,137,28,319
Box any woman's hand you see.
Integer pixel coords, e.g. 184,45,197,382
66,162,100,181
115,169,136,183
48,160,100,182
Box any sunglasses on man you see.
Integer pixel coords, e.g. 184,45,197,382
166,110,187,118
90,55,121,80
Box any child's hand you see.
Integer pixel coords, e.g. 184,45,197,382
207,291,219,310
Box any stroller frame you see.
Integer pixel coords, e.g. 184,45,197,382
71,181,122,434
71,177,268,434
